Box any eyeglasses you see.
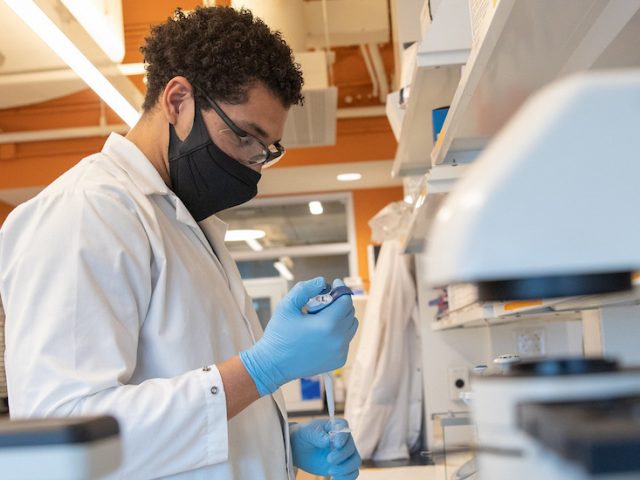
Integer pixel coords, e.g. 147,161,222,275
198,90,286,167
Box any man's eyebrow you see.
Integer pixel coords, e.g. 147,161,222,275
242,121,280,143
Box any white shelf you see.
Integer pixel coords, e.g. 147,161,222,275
424,164,469,193
431,302,494,331
432,299,581,331
486,310,582,328
431,282,640,331
390,0,471,177
551,285,640,312
431,0,640,166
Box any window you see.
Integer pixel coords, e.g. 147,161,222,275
218,193,357,285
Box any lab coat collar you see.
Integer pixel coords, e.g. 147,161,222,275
102,133,170,197
198,215,229,245
103,133,201,230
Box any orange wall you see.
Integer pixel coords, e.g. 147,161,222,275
276,117,396,167
0,201,13,227
0,113,395,190
353,187,404,290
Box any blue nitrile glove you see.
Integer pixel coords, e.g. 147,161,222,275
290,419,361,480
240,277,358,396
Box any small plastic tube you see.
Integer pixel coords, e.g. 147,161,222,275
324,373,335,421
324,373,351,448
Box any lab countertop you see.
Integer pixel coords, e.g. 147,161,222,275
296,454,471,480
359,466,438,479
359,454,470,480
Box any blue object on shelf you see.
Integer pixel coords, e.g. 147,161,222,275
300,377,322,400
432,107,450,142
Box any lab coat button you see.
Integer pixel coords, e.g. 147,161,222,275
202,366,211,372
210,386,219,395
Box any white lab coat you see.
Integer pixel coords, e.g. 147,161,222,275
0,134,294,479
345,239,422,461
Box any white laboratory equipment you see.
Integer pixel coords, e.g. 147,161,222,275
427,70,640,300
0,415,121,479
425,70,640,478
472,358,640,480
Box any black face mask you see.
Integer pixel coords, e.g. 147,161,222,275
168,102,262,221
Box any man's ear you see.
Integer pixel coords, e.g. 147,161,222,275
160,76,195,141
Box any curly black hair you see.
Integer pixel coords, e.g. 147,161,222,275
140,6,304,111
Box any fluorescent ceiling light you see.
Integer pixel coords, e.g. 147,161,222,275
309,201,324,215
61,0,125,62
225,229,266,242
4,0,140,127
273,261,294,281
245,238,264,251
337,173,362,182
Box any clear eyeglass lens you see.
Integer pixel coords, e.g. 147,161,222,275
217,129,268,164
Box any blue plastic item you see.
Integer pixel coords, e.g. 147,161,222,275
432,106,450,142
300,377,322,400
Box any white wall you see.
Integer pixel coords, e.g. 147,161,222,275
488,319,584,359
415,253,491,448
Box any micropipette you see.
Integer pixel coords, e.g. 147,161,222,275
305,283,354,445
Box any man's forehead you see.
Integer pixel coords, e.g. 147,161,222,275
235,106,287,143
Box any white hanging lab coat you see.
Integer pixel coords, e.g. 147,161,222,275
345,239,422,461
0,134,294,479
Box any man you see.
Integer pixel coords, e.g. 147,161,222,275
0,7,360,479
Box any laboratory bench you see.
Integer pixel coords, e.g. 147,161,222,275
296,453,470,480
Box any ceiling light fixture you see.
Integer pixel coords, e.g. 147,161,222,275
273,261,294,281
309,201,324,215
4,0,140,127
61,0,125,62
245,238,264,252
224,229,266,242
337,173,362,182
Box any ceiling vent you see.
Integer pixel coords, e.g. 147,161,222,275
282,50,337,148
283,86,337,148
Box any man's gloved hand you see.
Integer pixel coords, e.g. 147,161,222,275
240,277,358,396
290,419,361,480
